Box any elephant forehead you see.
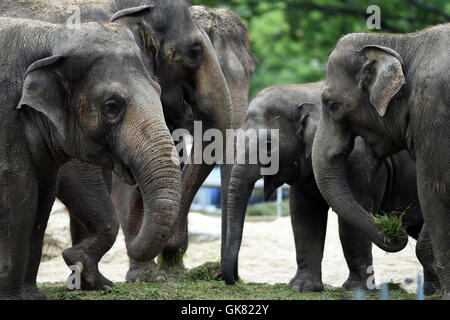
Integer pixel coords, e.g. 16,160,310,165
70,23,140,55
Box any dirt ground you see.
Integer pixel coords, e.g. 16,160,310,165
38,200,423,294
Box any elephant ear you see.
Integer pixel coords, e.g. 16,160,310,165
110,5,153,22
110,5,158,54
17,55,69,139
294,102,320,159
359,45,405,117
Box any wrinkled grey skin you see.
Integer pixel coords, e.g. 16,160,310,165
0,17,180,299
112,5,256,282
222,83,431,293
2,0,235,287
312,25,449,298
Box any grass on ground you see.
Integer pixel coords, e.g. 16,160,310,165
39,262,441,300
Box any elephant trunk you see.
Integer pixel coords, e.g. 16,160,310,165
223,163,261,284
312,118,407,252
194,29,233,139
163,30,233,253
116,92,181,262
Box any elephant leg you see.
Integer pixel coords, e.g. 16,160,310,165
338,218,374,291
23,183,57,300
57,161,119,290
416,224,441,295
0,177,38,299
416,165,450,299
288,184,329,292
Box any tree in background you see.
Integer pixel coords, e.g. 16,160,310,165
193,0,450,97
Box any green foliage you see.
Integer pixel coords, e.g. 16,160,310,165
246,199,290,216
192,0,450,97
180,261,222,281
158,248,185,267
40,280,441,300
371,203,414,241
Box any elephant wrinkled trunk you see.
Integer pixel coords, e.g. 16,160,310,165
117,95,181,262
312,120,408,253
162,30,234,254
223,163,261,284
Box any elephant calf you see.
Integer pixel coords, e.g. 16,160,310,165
222,83,430,293
0,17,180,299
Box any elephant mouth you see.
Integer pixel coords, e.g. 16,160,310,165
112,159,136,185
263,174,286,201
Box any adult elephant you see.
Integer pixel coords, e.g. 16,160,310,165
222,83,429,293
111,5,256,282
133,4,256,280
311,25,449,298
0,17,180,300
2,0,236,288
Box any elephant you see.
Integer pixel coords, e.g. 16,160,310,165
222,83,428,292
0,17,181,299
123,4,256,281
311,25,449,297
2,0,238,287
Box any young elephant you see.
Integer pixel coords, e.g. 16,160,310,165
222,83,426,293
311,25,449,297
0,17,180,299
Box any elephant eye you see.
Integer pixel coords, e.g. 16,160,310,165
187,42,202,66
102,99,124,123
325,100,340,116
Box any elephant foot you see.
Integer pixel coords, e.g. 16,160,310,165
23,285,46,300
62,247,113,290
0,292,26,300
341,278,373,292
423,269,441,296
126,259,167,283
424,280,441,296
158,261,185,281
289,271,323,292
341,269,375,292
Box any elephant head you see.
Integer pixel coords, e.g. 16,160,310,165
222,84,322,284
18,22,181,262
312,34,408,253
109,1,236,257
110,0,233,136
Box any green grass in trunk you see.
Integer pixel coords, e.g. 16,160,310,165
371,204,414,241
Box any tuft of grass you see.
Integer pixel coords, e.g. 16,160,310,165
39,280,438,300
180,261,222,281
371,204,413,241
39,260,441,300
158,248,185,267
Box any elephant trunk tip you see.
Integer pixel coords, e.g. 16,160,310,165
222,260,237,285
375,230,409,253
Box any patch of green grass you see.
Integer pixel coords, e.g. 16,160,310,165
39,261,441,300
180,261,222,281
40,281,437,300
371,204,413,241
158,249,185,268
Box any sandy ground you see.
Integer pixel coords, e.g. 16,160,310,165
38,200,423,293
